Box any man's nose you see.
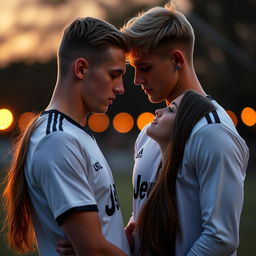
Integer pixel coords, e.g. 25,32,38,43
113,80,125,95
134,70,144,85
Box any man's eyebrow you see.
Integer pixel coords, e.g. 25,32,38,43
110,68,125,74
135,62,149,66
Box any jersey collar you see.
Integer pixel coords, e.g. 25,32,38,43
41,109,95,140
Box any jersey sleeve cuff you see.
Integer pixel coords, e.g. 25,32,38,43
56,204,98,225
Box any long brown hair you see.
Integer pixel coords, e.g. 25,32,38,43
2,115,41,253
137,90,216,255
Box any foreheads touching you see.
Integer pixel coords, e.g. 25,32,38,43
58,17,130,78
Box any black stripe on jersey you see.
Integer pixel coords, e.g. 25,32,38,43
42,109,94,138
59,115,64,131
205,113,212,124
45,112,63,135
212,110,221,123
46,112,53,135
52,112,58,132
56,205,98,225
205,111,221,124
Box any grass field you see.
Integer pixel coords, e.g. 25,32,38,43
0,170,255,256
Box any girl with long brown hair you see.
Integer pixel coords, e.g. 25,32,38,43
137,90,216,255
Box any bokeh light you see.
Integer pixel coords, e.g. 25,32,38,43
241,107,256,127
137,112,154,130
88,113,109,133
113,112,134,133
0,108,14,131
18,112,37,132
226,110,238,127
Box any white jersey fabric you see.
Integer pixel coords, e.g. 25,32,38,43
131,100,249,256
25,109,130,256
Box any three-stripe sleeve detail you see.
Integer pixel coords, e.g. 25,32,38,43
46,113,64,134
205,111,221,124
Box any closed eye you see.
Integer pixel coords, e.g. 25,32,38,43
110,73,119,79
169,101,178,112
138,66,152,72
109,70,124,79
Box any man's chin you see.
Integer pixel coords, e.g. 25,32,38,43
148,96,165,104
93,106,108,114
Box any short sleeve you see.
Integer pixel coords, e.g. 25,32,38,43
31,132,97,221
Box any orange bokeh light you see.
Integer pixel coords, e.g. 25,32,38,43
18,112,37,132
87,113,109,133
137,112,154,130
241,107,256,127
0,108,14,131
226,110,238,127
113,112,134,133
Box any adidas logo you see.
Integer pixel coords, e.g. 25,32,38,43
136,148,143,159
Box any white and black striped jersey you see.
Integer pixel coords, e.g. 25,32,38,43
25,109,130,256
131,100,249,256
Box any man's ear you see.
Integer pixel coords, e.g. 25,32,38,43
170,50,184,70
74,58,89,79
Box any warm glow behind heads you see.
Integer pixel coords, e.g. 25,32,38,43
0,0,165,67
0,108,14,131
0,0,105,67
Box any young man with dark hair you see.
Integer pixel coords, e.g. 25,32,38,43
3,17,130,256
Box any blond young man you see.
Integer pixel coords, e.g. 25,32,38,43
3,17,131,256
122,2,249,256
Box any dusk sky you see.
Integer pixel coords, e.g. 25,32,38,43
0,0,192,67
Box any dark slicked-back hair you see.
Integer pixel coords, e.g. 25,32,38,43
58,17,129,76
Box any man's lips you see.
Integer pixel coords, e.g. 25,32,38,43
108,97,115,104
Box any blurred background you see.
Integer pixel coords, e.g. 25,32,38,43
0,0,255,255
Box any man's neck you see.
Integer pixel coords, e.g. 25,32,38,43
46,82,87,126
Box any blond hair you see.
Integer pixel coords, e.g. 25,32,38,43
122,1,194,57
